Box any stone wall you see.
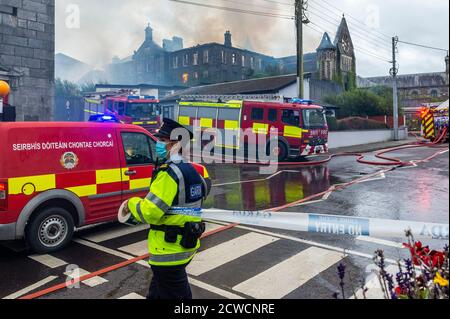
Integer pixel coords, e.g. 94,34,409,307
0,0,54,121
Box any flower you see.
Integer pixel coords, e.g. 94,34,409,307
403,242,446,268
434,273,449,287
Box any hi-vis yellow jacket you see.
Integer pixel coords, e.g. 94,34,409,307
128,159,211,266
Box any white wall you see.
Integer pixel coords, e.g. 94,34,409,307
278,78,310,99
328,128,408,149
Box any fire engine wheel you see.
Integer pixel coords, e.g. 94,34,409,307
26,207,74,253
267,142,288,162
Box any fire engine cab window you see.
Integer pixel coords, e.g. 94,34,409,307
251,108,264,121
303,109,326,128
107,100,113,111
282,110,300,126
122,133,153,165
118,102,125,116
268,109,277,122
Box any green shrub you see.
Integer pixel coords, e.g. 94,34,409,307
326,116,339,131
334,117,389,131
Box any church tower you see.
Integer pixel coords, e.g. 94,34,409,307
334,16,356,90
317,32,337,81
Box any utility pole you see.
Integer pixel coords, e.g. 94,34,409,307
295,0,308,99
391,36,399,141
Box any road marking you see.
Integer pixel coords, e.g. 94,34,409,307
119,240,148,257
356,236,404,249
64,268,108,287
118,293,146,299
351,265,398,299
187,232,279,276
29,254,68,269
231,224,398,264
82,224,149,243
189,277,244,299
3,276,58,299
233,247,344,299
73,239,150,268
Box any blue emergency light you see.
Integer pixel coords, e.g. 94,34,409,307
127,95,156,100
291,98,314,105
88,114,120,123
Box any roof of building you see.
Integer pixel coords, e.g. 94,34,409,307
162,74,305,101
317,33,336,50
360,72,448,89
95,83,186,90
170,42,275,59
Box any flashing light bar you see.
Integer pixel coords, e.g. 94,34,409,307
88,114,120,123
290,98,314,105
128,95,157,100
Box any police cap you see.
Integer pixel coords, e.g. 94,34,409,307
154,118,194,141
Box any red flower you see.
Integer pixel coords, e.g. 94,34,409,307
403,242,446,268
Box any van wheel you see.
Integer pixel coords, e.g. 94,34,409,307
267,142,288,162
26,207,74,254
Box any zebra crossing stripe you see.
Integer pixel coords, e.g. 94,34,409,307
64,268,108,288
187,232,279,276
2,276,58,300
118,293,146,299
29,254,68,269
233,247,344,299
119,240,148,257
82,224,150,243
351,265,398,299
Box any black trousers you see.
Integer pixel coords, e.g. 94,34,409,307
147,264,192,300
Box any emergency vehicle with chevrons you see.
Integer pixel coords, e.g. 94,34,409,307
0,121,209,253
176,95,329,161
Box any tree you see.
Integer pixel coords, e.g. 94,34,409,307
55,78,80,97
324,86,397,118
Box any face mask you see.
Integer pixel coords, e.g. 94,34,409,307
156,141,168,159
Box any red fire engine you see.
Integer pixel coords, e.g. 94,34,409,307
176,95,329,161
84,94,162,132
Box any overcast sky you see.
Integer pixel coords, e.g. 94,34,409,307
55,0,449,77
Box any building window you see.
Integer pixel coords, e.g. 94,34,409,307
203,50,209,64
250,57,255,69
194,72,199,79
232,53,237,65
221,51,226,64
242,55,245,67
182,73,189,83
183,54,189,67
193,52,199,65
173,56,179,69
203,70,209,79
258,59,262,70
430,90,439,98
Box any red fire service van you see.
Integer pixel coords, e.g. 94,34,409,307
0,120,208,253
176,95,329,161
84,95,162,132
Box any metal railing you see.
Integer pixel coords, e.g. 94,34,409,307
179,94,285,103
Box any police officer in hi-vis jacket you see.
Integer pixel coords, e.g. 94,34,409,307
122,118,211,299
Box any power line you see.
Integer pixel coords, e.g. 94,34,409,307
219,0,293,14
308,0,391,45
169,0,294,19
397,40,448,52
307,8,391,53
309,0,391,40
308,21,391,63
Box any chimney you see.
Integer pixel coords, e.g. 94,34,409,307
224,30,232,47
145,23,153,42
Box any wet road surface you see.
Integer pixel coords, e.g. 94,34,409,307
0,146,448,299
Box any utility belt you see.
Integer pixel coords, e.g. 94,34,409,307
150,222,206,249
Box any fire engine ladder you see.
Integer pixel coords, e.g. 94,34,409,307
179,94,285,103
